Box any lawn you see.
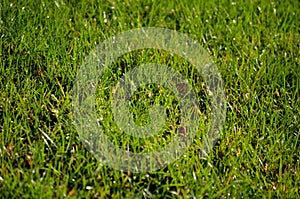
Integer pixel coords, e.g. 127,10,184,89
1,0,300,198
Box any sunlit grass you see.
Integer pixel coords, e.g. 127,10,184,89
0,0,299,197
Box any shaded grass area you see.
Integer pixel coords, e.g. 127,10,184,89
1,0,300,198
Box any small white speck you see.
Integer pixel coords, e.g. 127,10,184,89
193,171,197,181
86,186,93,190
170,191,178,195
257,6,261,12
233,19,236,24
208,162,213,168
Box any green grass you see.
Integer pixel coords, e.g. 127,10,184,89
1,0,300,198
